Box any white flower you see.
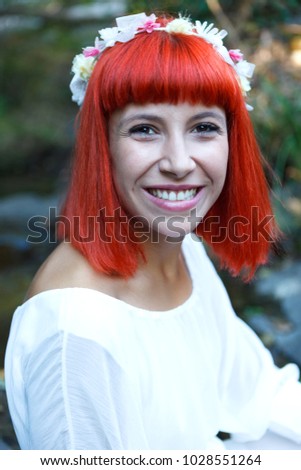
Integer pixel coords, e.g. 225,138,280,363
69,12,256,111
239,75,251,94
98,26,120,47
165,18,193,34
195,20,227,48
70,75,87,106
234,61,255,95
95,37,106,52
71,54,95,80
113,27,137,44
112,13,150,45
236,60,255,79
116,12,147,30
216,45,234,66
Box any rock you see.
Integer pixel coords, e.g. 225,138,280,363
0,193,59,268
256,261,301,301
0,438,11,450
282,295,301,326
248,260,301,368
276,329,301,365
65,2,126,20
0,193,59,230
0,379,19,450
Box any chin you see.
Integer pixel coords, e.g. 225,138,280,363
150,222,197,244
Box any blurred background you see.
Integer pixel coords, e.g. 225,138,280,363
0,0,301,449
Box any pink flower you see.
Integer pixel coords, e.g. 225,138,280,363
229,49,244,62
138,18,160,33
83,47,100,58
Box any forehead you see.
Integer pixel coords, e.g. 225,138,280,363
110,102,227,127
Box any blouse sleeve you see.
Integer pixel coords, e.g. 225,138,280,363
24,332,149,450
199,245,301,445
219,313,301,444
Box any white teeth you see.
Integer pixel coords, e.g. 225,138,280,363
148,188,198,201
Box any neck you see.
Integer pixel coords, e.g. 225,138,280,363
138,233,186,281
115,232,192,311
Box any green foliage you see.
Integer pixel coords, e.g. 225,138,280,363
0,24,77,178
251,0,300,27
252,76,301,181
127,0,210,18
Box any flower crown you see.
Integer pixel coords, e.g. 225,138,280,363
70,12,255,110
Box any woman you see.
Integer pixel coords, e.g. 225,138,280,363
5,12,301,450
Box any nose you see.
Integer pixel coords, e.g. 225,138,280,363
158,135,196,179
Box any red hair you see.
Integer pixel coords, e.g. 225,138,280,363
61,17,280,279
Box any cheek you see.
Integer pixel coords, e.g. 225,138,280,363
111,163,127,198
111,152,140,209
219,152,229,182
203,141,229,183
217,139,229,174
110,150,126,200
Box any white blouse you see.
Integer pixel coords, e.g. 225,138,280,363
5,234,301,450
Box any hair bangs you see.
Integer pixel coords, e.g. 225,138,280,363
91,31,241,115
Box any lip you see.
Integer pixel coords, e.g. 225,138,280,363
145,184,200,191
143,186,204,212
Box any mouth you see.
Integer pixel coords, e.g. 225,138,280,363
146,187,200,202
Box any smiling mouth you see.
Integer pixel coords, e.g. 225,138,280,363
147,188,199,202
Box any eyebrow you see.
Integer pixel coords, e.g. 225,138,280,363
188,112,226,126
118,111,226,129
118,114,164,129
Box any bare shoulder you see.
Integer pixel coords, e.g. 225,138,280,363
26,242,115,301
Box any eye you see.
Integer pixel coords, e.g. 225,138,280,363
192,122,223,136
129,125,158,139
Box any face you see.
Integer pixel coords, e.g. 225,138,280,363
109,102,229,239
